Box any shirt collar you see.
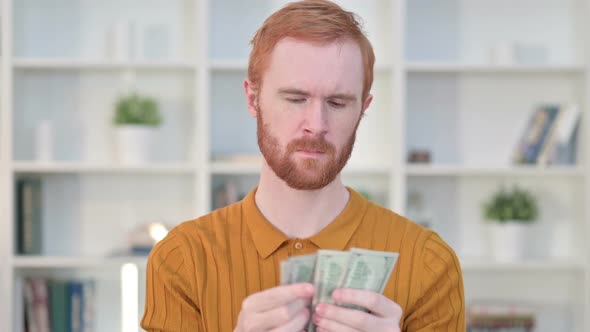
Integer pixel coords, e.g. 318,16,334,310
242,187,369,259
308,188,368,250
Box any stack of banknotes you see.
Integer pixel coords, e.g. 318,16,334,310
280,248,399,331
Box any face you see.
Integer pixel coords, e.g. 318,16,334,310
245,38,373,190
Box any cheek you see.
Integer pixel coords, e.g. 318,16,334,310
330,114,361,140
269,110,304,138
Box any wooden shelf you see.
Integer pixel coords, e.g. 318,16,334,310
405,62,584,74
210,60,248,71
14,58,197,70
12,255,148,269
406,164,585,177
13,161,196,174
210,161,261,174
461,258,586,272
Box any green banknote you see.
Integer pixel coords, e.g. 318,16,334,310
308,250,351,332
337,248,399,310
283,254,317,284
281,254,318,330
279,248,399,331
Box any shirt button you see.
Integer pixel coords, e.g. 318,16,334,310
294,242,303,250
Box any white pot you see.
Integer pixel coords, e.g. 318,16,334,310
114,126,155,165
488,222,529,262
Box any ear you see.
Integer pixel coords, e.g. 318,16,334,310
244,79,258,118
361,94,373,117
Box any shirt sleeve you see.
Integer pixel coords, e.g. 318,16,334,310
403,232,466,331
141,231,202,332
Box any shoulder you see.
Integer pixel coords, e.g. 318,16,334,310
359,200,460,266
175,201,243,238
150,201,244,260
420,231,462,273
361,200,434,249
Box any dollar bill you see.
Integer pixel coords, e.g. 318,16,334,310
280,259,291,285
337,248,399,311
280,248,399,331
280,254,318,330
282,254,317,284
308,250,351,332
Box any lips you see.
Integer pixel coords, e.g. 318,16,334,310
298,150,325,153
296,150,325,157
287,137,335,156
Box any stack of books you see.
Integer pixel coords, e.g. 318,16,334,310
512,103,581,165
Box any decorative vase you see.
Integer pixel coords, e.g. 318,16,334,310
488,222,529,262
114,125,155,165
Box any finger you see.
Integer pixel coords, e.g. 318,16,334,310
314,310,361,332
242,283,314,312
332,289,402,318
259,299,308,329
314,303,378,331
268,307,310,332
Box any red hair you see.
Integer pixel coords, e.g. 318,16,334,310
248,0,375,101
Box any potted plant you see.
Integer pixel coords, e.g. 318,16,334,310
113,93,162,164
482,186,539,262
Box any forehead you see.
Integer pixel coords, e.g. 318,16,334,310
262,37,364,97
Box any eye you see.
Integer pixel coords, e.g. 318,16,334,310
286,97,306,104
328,100,346,108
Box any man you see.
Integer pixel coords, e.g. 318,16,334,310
141,1,465,331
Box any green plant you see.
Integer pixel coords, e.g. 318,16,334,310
113,93,162,127
483,186,539,223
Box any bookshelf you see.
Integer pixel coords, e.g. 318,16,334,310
0,0,589,331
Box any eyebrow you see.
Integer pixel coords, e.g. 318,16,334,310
277,88,357,101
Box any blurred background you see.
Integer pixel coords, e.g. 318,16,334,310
0,0,588,331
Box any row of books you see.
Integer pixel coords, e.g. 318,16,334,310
513,103,581,165
467,303,535,332
22,278,95,332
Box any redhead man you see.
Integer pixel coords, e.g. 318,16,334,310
141,1,465,331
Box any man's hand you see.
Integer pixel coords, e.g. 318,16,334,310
312,288,402,332
234,283,315,332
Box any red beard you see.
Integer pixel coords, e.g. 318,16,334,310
257,106,360,190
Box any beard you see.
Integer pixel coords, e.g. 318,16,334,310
256,105,361,190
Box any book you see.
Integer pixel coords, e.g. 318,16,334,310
23,278,51,332
82,280,96,332
68,281,84,332
27,278,96,332
16,177,43,255
537,103,581,165
49,280,70,332
513,105,561,164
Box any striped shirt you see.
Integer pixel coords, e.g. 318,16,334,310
141,187,465,331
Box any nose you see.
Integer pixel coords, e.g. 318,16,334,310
302,100,328,136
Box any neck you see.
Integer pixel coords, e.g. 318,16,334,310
255,161,350,239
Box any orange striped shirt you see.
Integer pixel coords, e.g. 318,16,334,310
141,187,465,331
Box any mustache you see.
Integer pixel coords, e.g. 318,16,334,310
287,137,335,154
